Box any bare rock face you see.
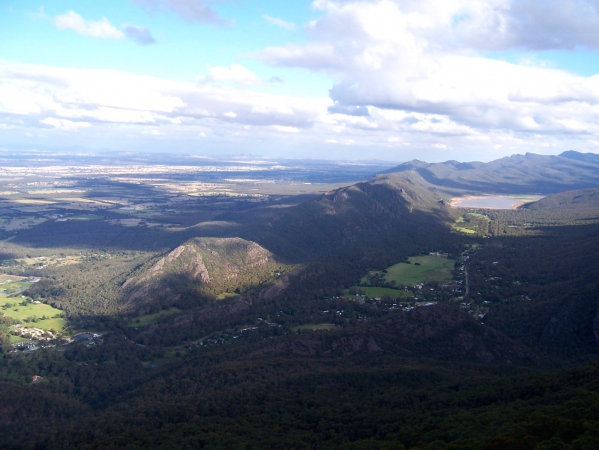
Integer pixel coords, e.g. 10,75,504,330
123,237,282,308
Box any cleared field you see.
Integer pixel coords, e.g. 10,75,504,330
128,307,182,326
452,226,476,234
66,214,104,221
1,302,66,331
346,286,410,299
217,292,240,300
0,274,27,282
0,280,32,296
452,213,489,235
12,199,56,205
18,255,82,268
363,256,454,286
1,217,47,231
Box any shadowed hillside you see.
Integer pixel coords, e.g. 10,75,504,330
243,170,452,261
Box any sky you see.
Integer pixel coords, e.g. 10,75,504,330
2,0,599,162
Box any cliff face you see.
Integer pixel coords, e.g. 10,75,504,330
123,237,283,310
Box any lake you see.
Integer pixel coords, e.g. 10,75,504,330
451,195,533,209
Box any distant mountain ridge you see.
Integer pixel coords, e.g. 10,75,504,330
381,151,599,194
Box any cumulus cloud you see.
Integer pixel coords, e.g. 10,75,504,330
457,0,599,51
253,0,599,146
53,11,156,45
263,14,296,30
196,64,283,86
54,11,124,40
0,61,328,133
6,0,599,161
133,0,232,26
41,117,90,130
123,25,156,45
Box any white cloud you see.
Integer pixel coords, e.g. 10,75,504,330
252,0,599,151
54,11,124,40
52,11,156,45
197,64,282,86
8,0,599,163
263,14,296,30
133,0,232,26
41,117,90,130
270,125,300,133
0,61,328,132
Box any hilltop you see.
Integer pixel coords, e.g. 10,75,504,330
123,237,286,313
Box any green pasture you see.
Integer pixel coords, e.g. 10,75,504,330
8,335,27,344
0,281,31,296
452,226,476,234
1,302,66,331
363,255,454,286
346,286,410,299
217,292,240,300
452,213,489,235
128,307,181,326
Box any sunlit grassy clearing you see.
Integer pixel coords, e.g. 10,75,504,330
453,226,477,234
128,307,182,326
217,292,240,300
362,256,454,286
1,302,66,331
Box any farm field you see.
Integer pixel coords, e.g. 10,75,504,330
452,213,490,235
363,255,455,286
1,301,66,331
66,214,104,221
128,307,182,326
0,277,34,296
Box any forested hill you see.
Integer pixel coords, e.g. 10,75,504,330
523,188,599,211
380,151,599,194
242,170,452,261
122,237,286,312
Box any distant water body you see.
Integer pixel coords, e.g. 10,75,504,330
452,196,523,209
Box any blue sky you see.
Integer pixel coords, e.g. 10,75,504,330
2,0,599,162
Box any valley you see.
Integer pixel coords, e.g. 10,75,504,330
1,151,599,448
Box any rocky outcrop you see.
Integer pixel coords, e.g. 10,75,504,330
123,237,284,308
